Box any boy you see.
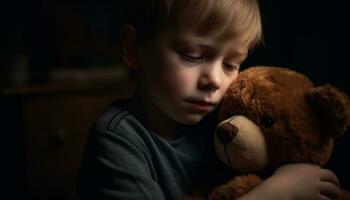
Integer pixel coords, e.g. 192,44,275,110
77,0,340,199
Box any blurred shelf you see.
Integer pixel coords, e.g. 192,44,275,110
2,66,136,97
1,66,136,200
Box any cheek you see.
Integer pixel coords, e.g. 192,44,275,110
222,71,239,91
214,71,238,100
155,52,197,96
159,67,196,96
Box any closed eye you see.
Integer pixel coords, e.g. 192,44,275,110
223,63,240,71
179,53,203,63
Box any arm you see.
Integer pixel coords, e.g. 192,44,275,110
77,128,166,200
239,163,340,200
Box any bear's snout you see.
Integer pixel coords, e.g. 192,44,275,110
216,123,238,145
215,115,268,172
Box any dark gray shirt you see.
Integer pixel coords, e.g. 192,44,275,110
77,100,226,200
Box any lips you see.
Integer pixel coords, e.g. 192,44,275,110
185,99,215,111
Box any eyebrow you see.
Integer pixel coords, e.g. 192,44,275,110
172,36,248,59
231,51,248,61
221,47,248,64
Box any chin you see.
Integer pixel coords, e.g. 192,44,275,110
176,114,206,125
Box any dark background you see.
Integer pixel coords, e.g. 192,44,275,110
1,0,349,198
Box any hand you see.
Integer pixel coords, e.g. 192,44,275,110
240,163,340,200
272,164,340,200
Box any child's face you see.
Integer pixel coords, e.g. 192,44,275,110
137,28,248,125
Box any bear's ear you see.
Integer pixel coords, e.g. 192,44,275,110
305,84,350,138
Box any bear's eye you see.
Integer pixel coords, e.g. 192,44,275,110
260,116,275,129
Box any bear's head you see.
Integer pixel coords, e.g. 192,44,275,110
215,66,350,173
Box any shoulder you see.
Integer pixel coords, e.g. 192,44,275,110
90,99,148,146
93,99,130,132
81,99,156,168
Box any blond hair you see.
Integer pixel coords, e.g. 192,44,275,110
124,0,262,49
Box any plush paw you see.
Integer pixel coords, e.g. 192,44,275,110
338,190,350,200
208,174,262,200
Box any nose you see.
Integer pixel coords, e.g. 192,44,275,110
216,122,238,145
198,63,221,92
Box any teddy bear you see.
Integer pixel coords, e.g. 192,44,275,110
209,66,350,200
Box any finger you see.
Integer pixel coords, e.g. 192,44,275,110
318,194,331,200
319,181,340,199
318,194,341,200
320,169,340,187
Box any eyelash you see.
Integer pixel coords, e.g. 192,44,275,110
179,52,240,71
180,53,203,63
224,63,240,71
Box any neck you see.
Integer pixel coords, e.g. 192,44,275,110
126,89,185,141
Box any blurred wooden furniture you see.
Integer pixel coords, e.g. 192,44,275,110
1,76,135,200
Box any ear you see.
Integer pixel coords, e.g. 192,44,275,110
305,84,350,138
120,24,140,68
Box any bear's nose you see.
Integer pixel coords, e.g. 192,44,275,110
216,122,238,145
